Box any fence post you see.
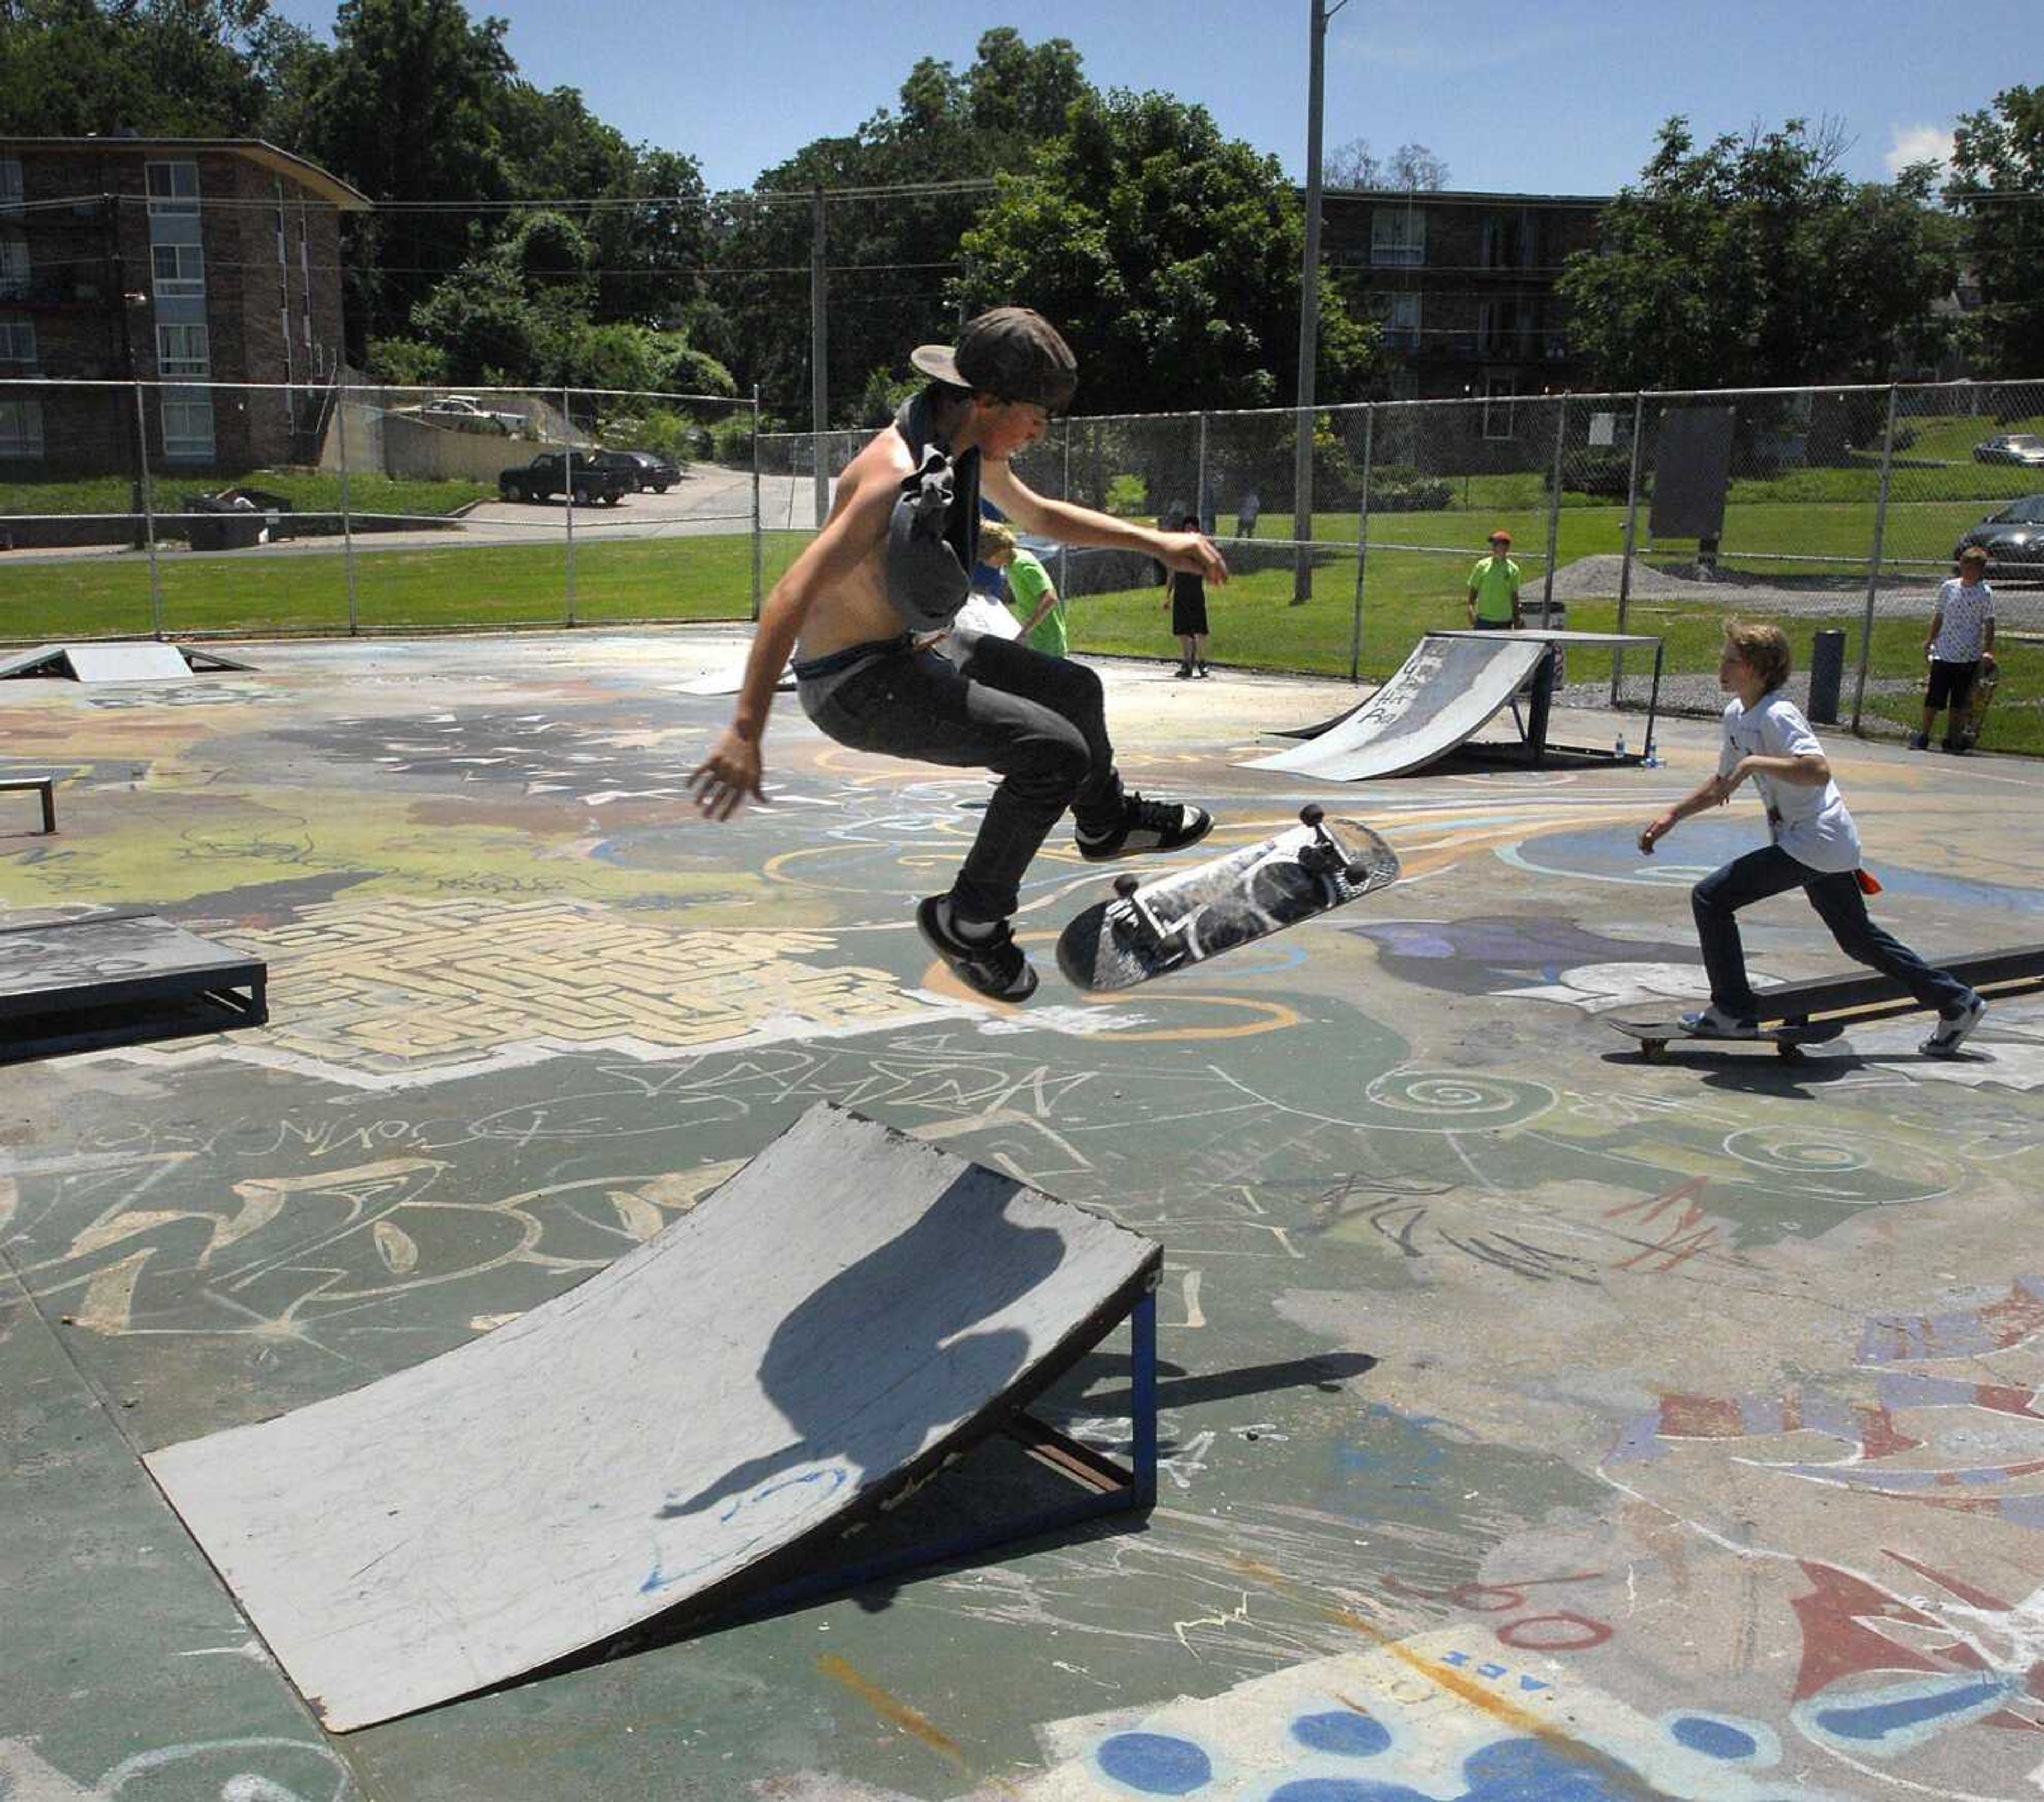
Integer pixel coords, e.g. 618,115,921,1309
1541,396,1564,611
1058,419,1072,601
562,384,577,628
337,383,358,635
749,385,763,623
1850,383,1900,735
133,382,163,641
1611,392,1646,706
1348,403,1374,685
1196,410,1209,533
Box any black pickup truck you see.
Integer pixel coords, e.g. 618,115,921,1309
497,452,629,506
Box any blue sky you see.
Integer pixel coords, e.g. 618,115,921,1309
272,0,2026,197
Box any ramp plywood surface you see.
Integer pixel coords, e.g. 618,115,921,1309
62,643,194,683
145,1104,1159,1732
1244,632,1548,781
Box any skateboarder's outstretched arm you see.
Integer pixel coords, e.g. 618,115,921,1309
983,461,1229,586
1640,751,1828,854
690,475,895,821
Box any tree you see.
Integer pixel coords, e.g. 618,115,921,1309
712,27,1092,419
1950,85,2044,376
954,88,1377,414
0,0,277,136
1556,118,1956,392
1323,137,1448,191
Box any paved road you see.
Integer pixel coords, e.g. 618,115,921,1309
1,462,830,568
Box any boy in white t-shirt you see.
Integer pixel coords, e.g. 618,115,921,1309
1638,620,1986,1055
1916,545,1997,753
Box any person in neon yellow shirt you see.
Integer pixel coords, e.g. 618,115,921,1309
981,520,1068,658
1466,529,1521,627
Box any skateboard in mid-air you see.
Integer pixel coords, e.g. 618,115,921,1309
1056,804,1398,991
1609,1015,1845,1063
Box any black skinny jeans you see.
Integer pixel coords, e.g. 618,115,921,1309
1692,844,1971,1019
801,634,1124,921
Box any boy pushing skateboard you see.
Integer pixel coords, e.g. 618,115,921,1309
689,307,1227,1001
1637,620,1987,1056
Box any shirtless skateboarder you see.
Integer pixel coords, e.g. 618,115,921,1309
689,307,1229,1002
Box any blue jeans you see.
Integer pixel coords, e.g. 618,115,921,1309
801,634,1124,921
1691,845,1971,1019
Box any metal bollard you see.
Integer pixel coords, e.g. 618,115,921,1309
1808,628,1845,725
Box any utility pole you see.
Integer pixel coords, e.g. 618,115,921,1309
1291,0,1347,603
810,185,829,529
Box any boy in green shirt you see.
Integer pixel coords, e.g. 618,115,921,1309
981,520,1067,658
1466,529,1521,627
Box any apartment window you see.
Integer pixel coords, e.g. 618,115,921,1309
0,236,27,301
151,242,205,298
1370,206,1426,268
146,160,200,215
1371,291,1421,353
1483,374,1518,440
0,398,43,458
0,158,22,216
155,323,211,377
161,393,216,460
1481,210,1537,270
0,317,37,363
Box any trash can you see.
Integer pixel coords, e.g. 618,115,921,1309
1808,628,1845,725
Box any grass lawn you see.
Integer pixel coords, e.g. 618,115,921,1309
0,468,494,527
0,533,766,639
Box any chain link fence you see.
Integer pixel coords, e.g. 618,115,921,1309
0,377,762,638
7,375,2040,753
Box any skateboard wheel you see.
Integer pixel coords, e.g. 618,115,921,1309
1113,873,1141,899
1299,803,1325,827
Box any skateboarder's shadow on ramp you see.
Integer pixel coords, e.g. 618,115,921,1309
658,1167,1066,1522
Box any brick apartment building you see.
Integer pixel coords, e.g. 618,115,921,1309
1321,186,1608,445
0,136,369,477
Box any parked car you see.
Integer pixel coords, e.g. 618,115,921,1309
1953,494,2044,573
1972,433,2044,467
421,394,525,435
594,449,679,494
498,452,630,506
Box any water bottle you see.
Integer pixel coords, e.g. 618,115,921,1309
1615,734,1627,760
1644,739,1659,768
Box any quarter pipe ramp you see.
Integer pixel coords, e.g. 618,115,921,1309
146,1104,1160,1730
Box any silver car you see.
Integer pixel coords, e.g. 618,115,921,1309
1972,433,2044,466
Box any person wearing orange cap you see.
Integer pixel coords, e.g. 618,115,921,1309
689,307,1229,1004
1466,529,1521,629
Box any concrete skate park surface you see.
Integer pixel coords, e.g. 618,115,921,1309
3,627,2042,1800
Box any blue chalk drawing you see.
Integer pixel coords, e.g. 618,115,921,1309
1667,1716,1760,1760
1291,1712,1394,1758
1095,1731,1214,1796
1796,1674,2019,1756
1084,1672,1820,1800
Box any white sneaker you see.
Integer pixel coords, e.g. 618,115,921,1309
1921,994,1987,1058
1679,1005,1759,1039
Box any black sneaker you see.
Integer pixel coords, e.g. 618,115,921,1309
916,896,1038,1002
1076,792,1214,862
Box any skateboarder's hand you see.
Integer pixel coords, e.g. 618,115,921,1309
1638,813,1674,854
1157,532,1229,585
690,728,766,821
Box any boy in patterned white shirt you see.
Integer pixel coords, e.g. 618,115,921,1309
1916,545,1996,753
